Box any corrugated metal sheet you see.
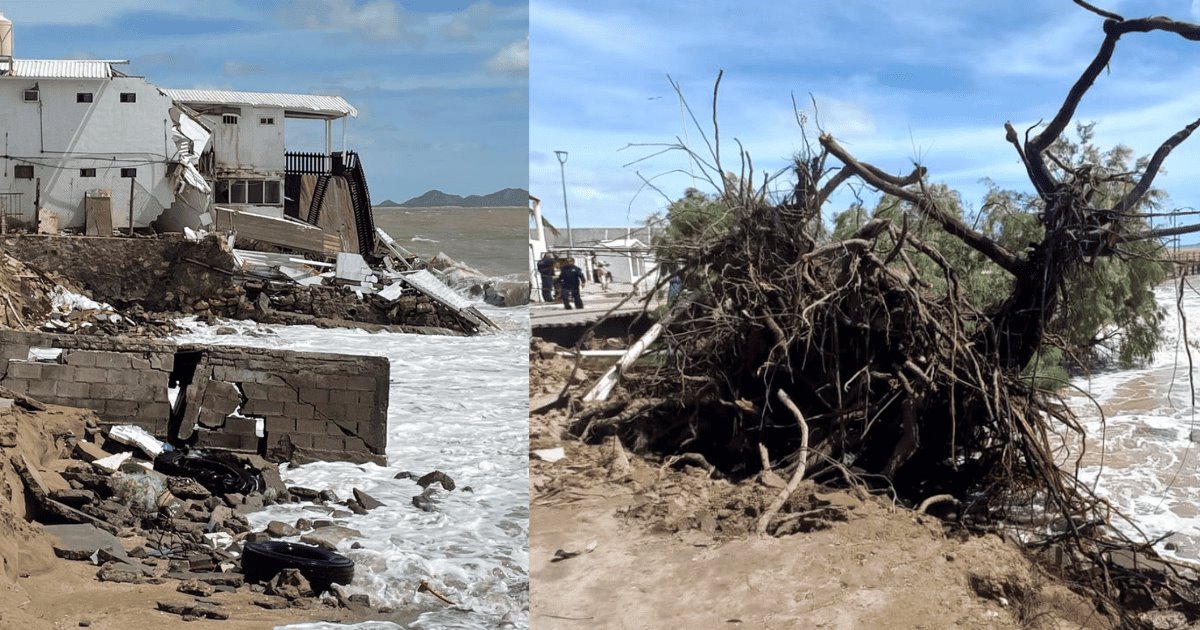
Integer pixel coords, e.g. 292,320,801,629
8,59,122,79
161,88,357,118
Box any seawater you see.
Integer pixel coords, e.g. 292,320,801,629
1068,280,1200,563
171,301,529,629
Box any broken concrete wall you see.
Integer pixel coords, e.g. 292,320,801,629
177,344,388,465
0,330,175,435
0,330,388,465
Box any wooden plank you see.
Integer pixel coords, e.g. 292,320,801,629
84,190,113,236
213,207,331,256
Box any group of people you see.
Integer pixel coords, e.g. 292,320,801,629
536,251,612,310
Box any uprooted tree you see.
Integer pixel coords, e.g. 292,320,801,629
570,3,1200,619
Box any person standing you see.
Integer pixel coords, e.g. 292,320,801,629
559,257,586,310
536,252,556,302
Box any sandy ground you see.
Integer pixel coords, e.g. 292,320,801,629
0,403,370,629
529,348,1116,630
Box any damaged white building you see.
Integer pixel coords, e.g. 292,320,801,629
0,14,375,257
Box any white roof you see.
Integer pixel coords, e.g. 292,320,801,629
161,88,357,119
2,59,127,79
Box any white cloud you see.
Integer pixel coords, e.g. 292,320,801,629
485,37,527,77
443,2,495,40
279,0,426,44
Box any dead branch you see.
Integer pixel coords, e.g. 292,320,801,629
756,389,810,535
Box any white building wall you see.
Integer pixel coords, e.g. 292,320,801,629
198,105,285,177
0,75,178,229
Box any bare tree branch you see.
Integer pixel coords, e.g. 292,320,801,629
819,134,1023,274
1072,0,1123,21
1112,116,1200,214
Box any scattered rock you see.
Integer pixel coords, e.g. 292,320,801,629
156,600,228,620
392,471,416,480
266,520,299,538
43,523,126,562
253,596,289,609
165,571,244,588
264,568,314,600
168,477,212,500
300,525,362,551
412,489,437,512
294,518,312,531
96,560,143,583
416,471,456,491
319,489,340,503
215,326,238,335
177,579,215,597
352,488,385,510
290,487,321,501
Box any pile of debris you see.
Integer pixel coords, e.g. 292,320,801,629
0,389,461,621
0,229,499,336
0,250,172,337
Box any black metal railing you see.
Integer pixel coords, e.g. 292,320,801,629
285,152,331,175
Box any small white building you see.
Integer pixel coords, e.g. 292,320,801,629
0,14,375,256
0,56,210,231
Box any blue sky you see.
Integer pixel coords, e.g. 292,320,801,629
2,0,528,203
531,1,1200,235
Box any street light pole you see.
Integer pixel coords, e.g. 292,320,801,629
554,150,573,254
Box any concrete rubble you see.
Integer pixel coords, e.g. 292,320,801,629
0,229,499,336
1,394,451,621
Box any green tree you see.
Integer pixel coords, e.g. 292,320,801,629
829,126,1167,376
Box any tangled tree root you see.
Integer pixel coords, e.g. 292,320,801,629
567,195,1200,626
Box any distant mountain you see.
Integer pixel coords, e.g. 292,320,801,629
395,188,528,208
375,199,403,207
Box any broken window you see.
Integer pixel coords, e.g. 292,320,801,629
79,168,96,178
14,165,32,179
260,117,275,125
222,114,239,125
76,93,93,103
215,179,282,205
120,167,136,178
119,92,136,103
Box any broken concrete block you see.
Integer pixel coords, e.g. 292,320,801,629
299,525,361,551
96,560,144,583
42,523,126,561
265,521,299,538
352,488,385,511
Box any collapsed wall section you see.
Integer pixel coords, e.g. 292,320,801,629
177,344,388,465
0,330,388,465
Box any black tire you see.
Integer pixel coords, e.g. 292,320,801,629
241,540,354,593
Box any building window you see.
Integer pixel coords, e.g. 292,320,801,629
120,168,137,178
76,93,93,103
222,114,239,125
216,179,282,205
119,92,136,103
23,90,38,103
79,168,96,177
13,165,33,179
259,117,275,125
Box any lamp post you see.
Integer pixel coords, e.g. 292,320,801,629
554,150,573,254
